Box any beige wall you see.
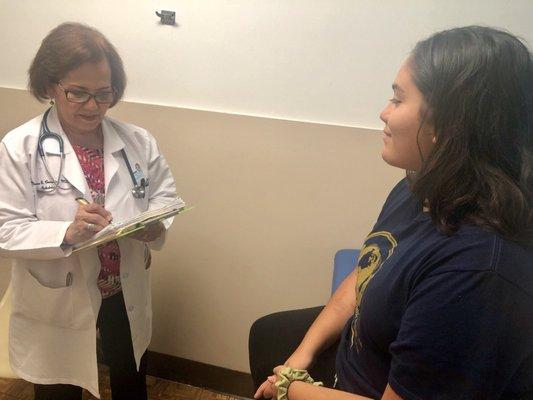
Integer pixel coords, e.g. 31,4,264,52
2,2,533,129
0,87,402,372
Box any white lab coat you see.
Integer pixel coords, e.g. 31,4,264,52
0,108,177,398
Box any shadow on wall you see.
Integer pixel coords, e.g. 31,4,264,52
0,259,10,298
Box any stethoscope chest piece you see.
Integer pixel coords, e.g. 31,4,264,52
132,179,147,199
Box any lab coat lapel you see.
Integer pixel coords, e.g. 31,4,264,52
101,118,125,199
45,108,88,197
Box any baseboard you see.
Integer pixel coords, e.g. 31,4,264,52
146,350,254,398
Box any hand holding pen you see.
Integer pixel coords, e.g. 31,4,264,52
63,197,113,245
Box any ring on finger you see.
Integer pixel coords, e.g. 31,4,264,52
86,222,95,231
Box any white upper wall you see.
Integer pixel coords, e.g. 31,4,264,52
0,0,531,129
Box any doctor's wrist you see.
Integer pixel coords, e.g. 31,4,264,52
63,222,81,245
61,223,75,249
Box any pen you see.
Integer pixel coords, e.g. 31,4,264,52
75,197,90,205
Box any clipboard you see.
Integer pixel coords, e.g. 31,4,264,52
72,198,191,253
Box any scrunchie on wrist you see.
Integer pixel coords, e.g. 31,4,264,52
274,366,323,400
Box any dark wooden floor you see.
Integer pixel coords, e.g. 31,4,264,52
0,365,249,400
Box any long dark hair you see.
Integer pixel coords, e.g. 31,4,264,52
410,26,533,246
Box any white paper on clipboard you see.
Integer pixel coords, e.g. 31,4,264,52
72,197,190,253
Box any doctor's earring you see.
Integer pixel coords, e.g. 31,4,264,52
49,98,55,105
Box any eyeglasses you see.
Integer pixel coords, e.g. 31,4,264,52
57,82,115,104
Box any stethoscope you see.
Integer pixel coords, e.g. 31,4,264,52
37,106,148,198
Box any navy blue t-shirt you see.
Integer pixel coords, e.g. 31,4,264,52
335,179,533,400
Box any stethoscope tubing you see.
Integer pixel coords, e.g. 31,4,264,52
39,107,64,156
38,107,68,192
37,107,146,198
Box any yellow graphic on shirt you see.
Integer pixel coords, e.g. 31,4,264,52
350,231,397,351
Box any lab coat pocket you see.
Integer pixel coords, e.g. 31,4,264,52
19,269,74,328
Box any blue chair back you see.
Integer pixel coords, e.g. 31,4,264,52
331,249,360,294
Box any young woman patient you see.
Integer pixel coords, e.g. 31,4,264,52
254,25,533,400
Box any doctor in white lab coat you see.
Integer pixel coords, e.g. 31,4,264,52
0,23,177,399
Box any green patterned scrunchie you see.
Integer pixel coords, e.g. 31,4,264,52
275,366,323,400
